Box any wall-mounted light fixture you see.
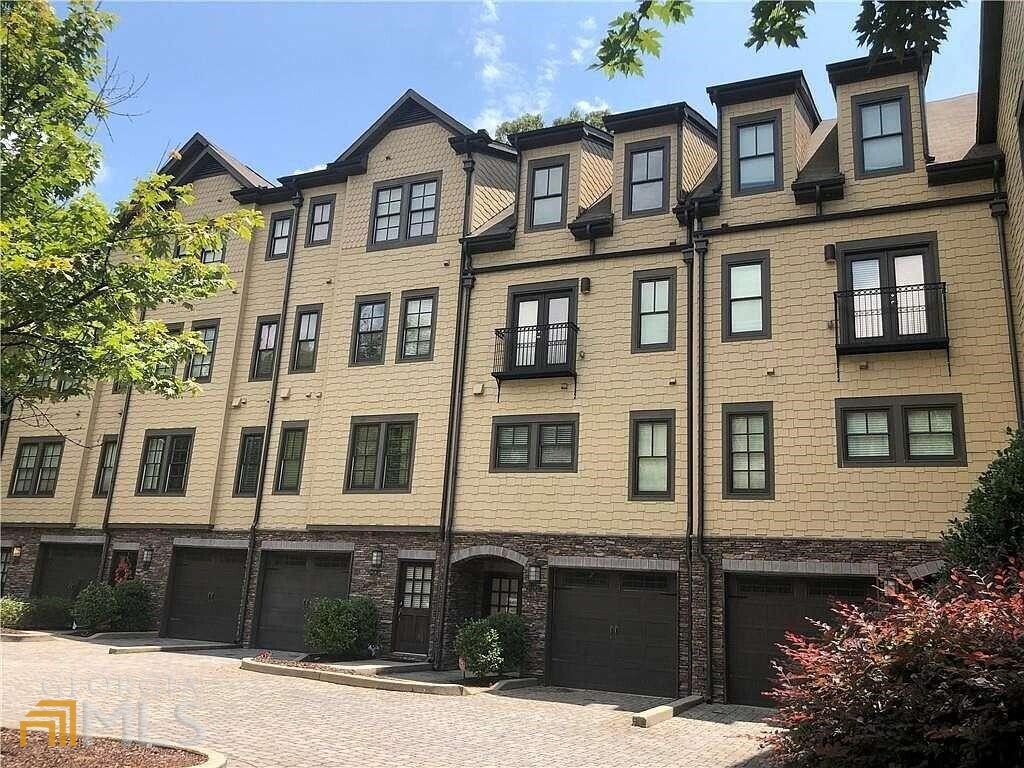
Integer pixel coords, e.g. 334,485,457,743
824,244,837,263
141,546,153,570
527,564,542,583
370,548,384,568
580,277,592,294
11,545,23,561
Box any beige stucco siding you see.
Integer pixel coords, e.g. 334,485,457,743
703,204,1017,540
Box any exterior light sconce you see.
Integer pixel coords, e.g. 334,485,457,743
580,277,592,294
370,548,384,568
141,546,153,570
527,564,542,584
824,244,837,263
11,545,22,561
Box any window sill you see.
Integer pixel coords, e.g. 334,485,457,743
343,487,412,494
366,235,438,252
135,491,187,498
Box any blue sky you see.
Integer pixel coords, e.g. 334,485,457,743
92,1,983,204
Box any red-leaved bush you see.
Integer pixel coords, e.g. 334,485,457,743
765,563,1024,768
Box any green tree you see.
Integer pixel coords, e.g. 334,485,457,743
593,1,963,77
494,107,609,144
552,107,610,130
0,0,262,419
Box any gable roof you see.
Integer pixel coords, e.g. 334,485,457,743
160,132,273,189
333,89,476,165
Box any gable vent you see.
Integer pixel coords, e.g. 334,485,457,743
181,151,226,183
391,100,433,128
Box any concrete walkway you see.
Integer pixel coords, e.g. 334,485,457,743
2,636,774,768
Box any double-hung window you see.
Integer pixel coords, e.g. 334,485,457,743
625,139,668,216
351,294,389,365
398,289,437,362
723,403,773,499
266,212,292,259
93,436,119,497
527,156,568,230
199,242,224,264
632,268,675,352
629,410,674,500
836,395,965,467
234,427,265,497
8,438,64,497
368,174,441,248
155,323,183,378
274,422,307,493
306,194,335,246
723,252,771,340
136,429,194,495
853,88,912,177
345,415,417,492
733,111,781,194
187,321,218,382
250,315,279,381
490,415,578,472
290,305,321,373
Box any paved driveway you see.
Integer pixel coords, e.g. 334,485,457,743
2,637,772,767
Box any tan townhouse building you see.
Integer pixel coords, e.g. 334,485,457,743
3,3,1022,706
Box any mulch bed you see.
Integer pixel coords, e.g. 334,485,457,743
1,728,205,767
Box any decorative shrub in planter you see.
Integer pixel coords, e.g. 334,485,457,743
24,596,74,629
483,613,528,672
304,596,379,658
72,582,115,631
112,579,153,631
0,597,30,629
766,563,1024,768
454,619,504,679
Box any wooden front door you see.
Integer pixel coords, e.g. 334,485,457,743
393,561,432,654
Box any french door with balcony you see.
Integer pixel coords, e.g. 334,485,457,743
510,289,573,372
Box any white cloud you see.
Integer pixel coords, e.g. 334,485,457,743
570,37,594,64
481,0,498,23
474,31,504,63
580,16,597,32
481,63,503,83
290,163,326,175
575,98,610,114
538,59,559,84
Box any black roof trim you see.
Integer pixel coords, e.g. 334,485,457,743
449,131,518,160
707,70,821,128
603,101,717,142
463,229,516,255
510,121,613,151
278,158,367,187
791,175,846,204
161,132,273,190
926,151,1004,187
568,193,614,240
232,186,294,204
826,50,929,89
976,1,1004,145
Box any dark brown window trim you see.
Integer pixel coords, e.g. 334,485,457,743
249,313,280,382
730,109,783,196
349,293,390,367
623,136,671,219
232,426,265,498
366,172,442,251
628,409,675,501
835,394,966,467
504,278,579,328
8,436,66,498
289,303,323,374
835,231,940,290
134,428,196,497
851,86,915,180
489,413,579,473
92,434,119,498
722,402,774,500
265,210,294,261
186,318,220,384
631,267,677,353
722,251,771,341
305,193,336,247
525,154,570,232
273,420,308,495
343,414,418,494
395,287,439,363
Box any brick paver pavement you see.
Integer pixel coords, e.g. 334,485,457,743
1,636,772,767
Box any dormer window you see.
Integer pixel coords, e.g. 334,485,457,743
731,110,782,195
526,155,568,231
851,87,913,179
624,138,669,217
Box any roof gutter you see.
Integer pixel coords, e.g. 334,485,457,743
236,187,304,645
989,162,1024,429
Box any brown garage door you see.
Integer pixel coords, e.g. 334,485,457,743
34,543,103,599
549,569,677,697
726,575,875,706
254,551,352,652
164,547,246,643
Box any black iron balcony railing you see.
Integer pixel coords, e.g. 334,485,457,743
834,282,949,355
492,322,579,382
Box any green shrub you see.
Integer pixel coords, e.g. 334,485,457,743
454,618,503,678
944,428,1024,571
304,596,378,658
25,596,74,629
112,579,152,631
485,613,528,672
72,582,114,630
0,597,30,628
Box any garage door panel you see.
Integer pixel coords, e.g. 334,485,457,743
34,544,103,599
166,548,246,643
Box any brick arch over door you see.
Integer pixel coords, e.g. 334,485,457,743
449,545,529,568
